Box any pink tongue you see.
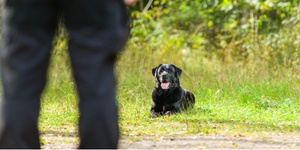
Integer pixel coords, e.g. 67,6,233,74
161,82,170,89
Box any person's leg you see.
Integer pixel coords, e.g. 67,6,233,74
0,0,57,148
70,47,120,149
62,0,128,148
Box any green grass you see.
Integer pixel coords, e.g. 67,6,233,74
115,42,300,136
39,38,300,142
40,43,78,135
117,68,300,136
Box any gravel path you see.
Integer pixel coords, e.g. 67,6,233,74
119,135,300,149
41,134,300,149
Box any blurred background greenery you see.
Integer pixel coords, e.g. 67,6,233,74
124,0,300,70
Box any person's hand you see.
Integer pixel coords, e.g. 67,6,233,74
124,0,139,6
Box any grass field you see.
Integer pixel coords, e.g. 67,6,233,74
117,43,300,136
39,38,300,142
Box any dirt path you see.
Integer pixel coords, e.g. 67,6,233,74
41,134,300,149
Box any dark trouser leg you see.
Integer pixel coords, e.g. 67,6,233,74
63,0,128,148
0,1,57,148
0,27,52,148
0,25,55,149
68,37,120,148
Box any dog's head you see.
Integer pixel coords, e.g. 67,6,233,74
152,64,182,90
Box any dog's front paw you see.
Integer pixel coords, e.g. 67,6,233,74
149,111,162,118
149,114,158,118
164,110,180,116
164,111,171,115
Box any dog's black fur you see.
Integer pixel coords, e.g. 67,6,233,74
150,64,195,117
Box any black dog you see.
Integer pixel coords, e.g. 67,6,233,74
150,64,195,117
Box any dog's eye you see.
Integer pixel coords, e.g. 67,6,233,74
166,68,173,72
159,69,164,73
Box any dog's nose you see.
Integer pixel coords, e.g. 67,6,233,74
162,75,167,79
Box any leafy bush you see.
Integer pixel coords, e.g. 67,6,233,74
127,0,300,69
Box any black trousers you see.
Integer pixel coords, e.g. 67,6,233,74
0,0,128,148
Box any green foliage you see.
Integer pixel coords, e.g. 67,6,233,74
129,0,300,67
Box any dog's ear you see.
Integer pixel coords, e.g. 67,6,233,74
176,67,182,77
152,64,162,76
171,64,182,77
152,67,157,76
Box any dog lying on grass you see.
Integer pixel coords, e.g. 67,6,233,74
150,64,195,118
